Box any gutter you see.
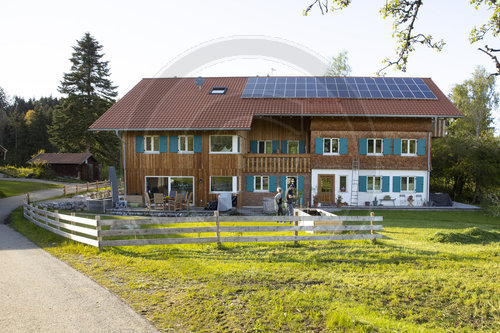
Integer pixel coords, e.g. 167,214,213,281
114,130,127,195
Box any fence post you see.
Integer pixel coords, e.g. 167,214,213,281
294,210,299,246
44,208,48,226
54,210,60,230
370,212,374,235
70,212,75,234
26,193,30,204
96,215,102,252
76,184,78,194
87,182,89,192
214,211,221,246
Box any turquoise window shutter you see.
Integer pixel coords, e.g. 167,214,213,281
170,135,178,153
299,140,305,154
159,136,168,153
358,138,367,155
382,176,390,192
339,138,348,155
135,136,144,153
417,139,426,156
280,176,287,190
281,140,288,154
383,139,392,155
359,176,367,192
315,138,323,154
393,176,401,192
298,176,304,194
272,140,280,154
250,140,257,153
416,176,424,192
246,176,254,192
393,139,401,155
194,135,202,153
269,176,277,192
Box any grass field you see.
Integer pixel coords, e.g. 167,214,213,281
9,208,500,332
0,180,61,198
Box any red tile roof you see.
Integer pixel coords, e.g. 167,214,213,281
27,153,95,165
89,77,463,131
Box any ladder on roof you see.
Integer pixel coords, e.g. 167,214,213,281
350,158,360,206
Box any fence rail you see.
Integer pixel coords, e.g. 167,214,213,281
62,180,122,196
23,200,383,249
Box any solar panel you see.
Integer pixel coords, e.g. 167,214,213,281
241,77,437,100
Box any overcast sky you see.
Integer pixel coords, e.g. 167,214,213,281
1,0,499,129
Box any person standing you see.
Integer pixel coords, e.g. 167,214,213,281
274,187,284,216
285,184,296,218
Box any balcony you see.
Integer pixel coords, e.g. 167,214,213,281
244,154,311,173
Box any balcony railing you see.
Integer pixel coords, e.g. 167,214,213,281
244,154,311,173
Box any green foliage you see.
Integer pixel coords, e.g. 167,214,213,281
0,164,53,179
325,50,352,76
430,227,500,244
0,190,5,198
9,209,500,332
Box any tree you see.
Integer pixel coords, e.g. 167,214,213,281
49,33,120,167
304,1,500,76
325,50,352,76
0,87,9,145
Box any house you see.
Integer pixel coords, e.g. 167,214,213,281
89,76,462,207
0,145,6,161
27,153,100,181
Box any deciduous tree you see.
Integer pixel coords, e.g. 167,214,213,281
325,50,352,76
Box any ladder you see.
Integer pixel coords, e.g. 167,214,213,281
350,159,360,206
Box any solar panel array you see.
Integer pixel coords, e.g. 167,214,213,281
241,77,437,100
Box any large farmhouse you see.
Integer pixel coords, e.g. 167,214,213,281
90,76,462,208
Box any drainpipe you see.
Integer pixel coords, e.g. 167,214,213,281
114,130,127,195
427,121,434,204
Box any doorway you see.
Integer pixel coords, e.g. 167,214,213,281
318,174,335,205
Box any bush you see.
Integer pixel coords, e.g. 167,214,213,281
0,190,5,198
482,190,500,217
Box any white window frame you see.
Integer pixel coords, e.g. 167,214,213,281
367,176,382,192
288,140,299,154
401,139,417,156
339,175,348,192
144,135,159,154
209,135,240,154
323,138,340,155
145,176,195,204
401,176,416,192
209,176,239,193
367,138,383,155
254,176,269,192
257,140,272,154
178,135,194,153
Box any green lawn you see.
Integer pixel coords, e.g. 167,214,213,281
9,209,500,332
0,180,61,198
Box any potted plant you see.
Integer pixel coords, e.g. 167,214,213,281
313,194,320,207
336,195,343,208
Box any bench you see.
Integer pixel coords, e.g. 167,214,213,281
380,198,396,206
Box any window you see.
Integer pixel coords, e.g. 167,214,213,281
144,135,159,153
210,135,240,153
145,176,194,203
210,87,227,95
210,176,238,193
401,176,415,191
367,139,383,155
178,135,194,153
402,139,417,155
288,141,299,154
367,176,381,191
255,176,269,191
323,138,339,154
257,140,272,154
339,176,347,192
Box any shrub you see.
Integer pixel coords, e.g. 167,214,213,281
482,190,500,217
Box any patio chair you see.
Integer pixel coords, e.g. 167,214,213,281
143,193,152,210
169,193,184,211
153,193,166,210
181,192,192,210
398,194,406,206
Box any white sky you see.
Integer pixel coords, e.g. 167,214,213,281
0,0,499,129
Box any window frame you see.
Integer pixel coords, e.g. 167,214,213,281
178,135,194,153
209,176,239,193
367,138,383,155
401,139,417,156
323,138,340,155
339,175,347,192
287,140,299,154
144,135,160,154
257,140,272,154
367,176,382,192
401,176,416,192
209,135,240,154
254,175,270,192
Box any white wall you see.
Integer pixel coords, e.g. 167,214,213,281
311,169,428,207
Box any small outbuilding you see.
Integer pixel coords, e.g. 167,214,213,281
0,145,7,161
27,153,100,181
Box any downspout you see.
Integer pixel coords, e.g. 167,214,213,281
427,119,435,203
114,130,127,195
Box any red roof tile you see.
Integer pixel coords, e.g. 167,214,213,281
89,77,462,131
27,153,95,165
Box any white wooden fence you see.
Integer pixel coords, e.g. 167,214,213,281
23,201,383,250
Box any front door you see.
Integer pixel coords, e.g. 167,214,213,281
318,174,335,205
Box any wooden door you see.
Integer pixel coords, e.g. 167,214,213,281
318,174,335,205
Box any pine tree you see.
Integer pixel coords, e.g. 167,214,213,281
49,33,120,166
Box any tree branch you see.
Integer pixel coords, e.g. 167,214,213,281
478,46,500,76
